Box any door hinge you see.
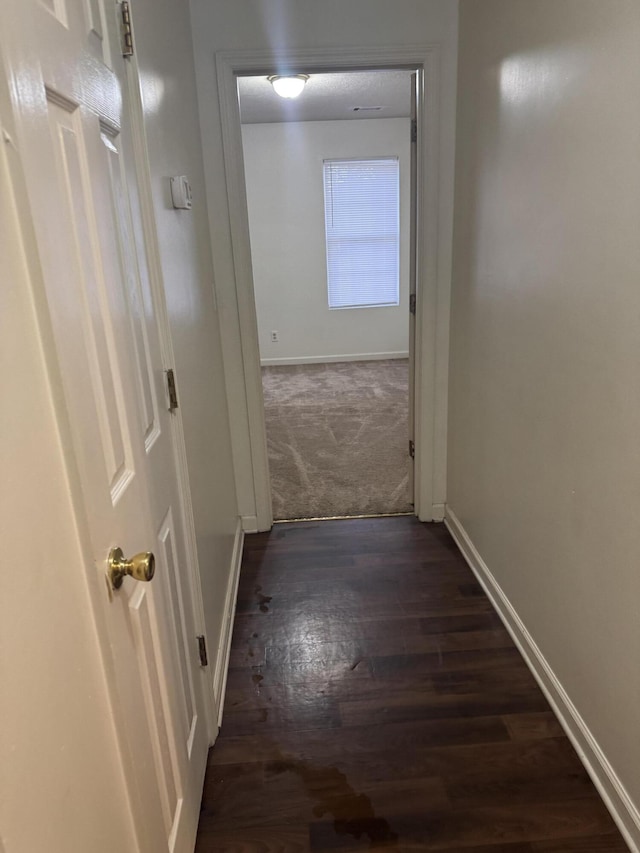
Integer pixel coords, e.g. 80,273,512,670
409,439,415,459
166,368,179,411
120,1,134,57
409,293,417,315
411,118,417,144
197,635,208,667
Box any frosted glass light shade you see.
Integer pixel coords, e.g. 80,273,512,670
268,75,309,99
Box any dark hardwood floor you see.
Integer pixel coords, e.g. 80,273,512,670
195,517,628,852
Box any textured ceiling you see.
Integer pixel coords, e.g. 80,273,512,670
238,70,413,124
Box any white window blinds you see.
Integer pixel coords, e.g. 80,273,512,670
323,157,400,309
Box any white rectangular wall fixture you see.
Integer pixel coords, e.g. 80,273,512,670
170,175,193,209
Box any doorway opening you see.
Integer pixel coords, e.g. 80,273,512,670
237,69,418,521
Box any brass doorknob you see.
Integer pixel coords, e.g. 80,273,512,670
108,547,155,590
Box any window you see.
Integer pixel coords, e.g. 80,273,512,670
323,157,400,310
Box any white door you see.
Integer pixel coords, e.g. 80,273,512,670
3,1,208,850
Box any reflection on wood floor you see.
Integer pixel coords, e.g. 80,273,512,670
196,517,628,852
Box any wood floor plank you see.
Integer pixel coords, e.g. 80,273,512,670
196,517,629,852
308,798,617,849
501,710,565,741
531,837,630,852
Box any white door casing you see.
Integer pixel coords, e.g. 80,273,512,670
214,46,446,529
2,1,209,850
408,70,419,499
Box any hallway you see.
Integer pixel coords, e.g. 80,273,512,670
195,518,627,851
5,0,640,849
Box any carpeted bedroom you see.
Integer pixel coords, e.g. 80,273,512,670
262,358,412,520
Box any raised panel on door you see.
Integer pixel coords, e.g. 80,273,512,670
83,0,103,38
40,0,68,26
129,582,183,845
104,126,161,452
46,94,136,504
79,0,113,68
156,509,199,758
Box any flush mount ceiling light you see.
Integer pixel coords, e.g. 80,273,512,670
268,74,309,99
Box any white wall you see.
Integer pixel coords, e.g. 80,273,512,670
448,0,640,845
189,0,459,524
133,0,240,695
242,118,410,364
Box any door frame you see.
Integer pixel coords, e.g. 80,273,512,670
215,44,448,530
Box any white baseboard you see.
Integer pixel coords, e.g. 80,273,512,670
417,503,445,523
445,507,639,853
241,514,259,534
431,502,445,521
211,517,244,731
260,351,409,366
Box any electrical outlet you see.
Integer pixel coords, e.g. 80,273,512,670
271,331,279,342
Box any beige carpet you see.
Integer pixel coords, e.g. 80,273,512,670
261,359,412,520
